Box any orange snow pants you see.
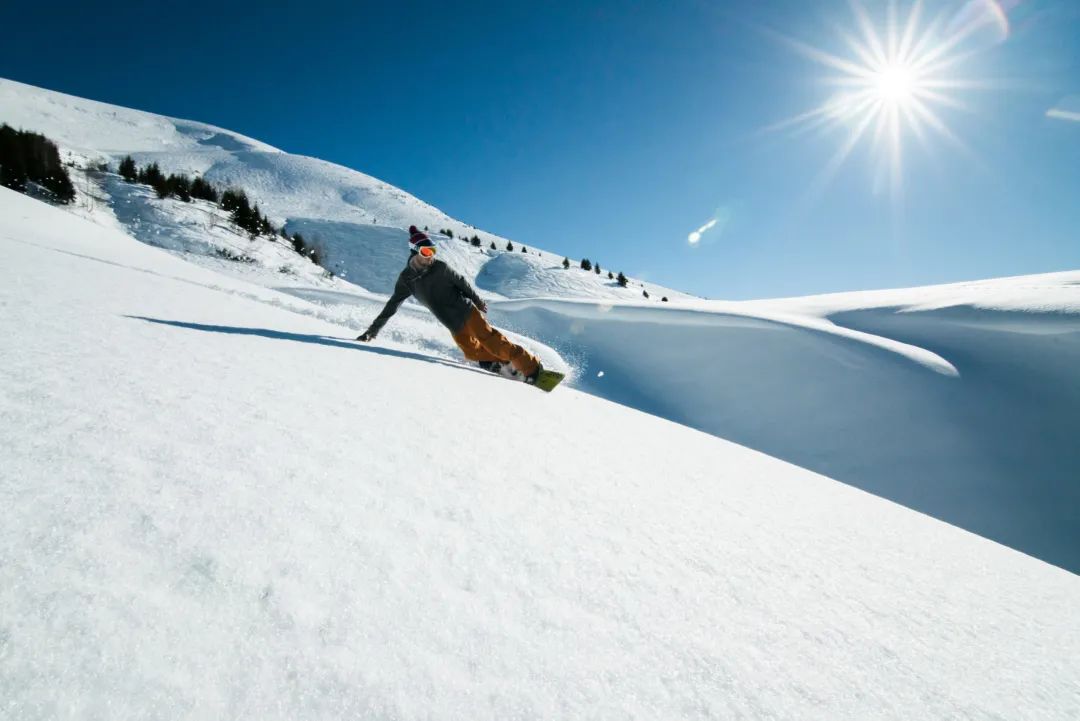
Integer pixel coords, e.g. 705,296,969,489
452,307,540,377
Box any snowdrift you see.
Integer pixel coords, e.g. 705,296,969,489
491,281,1080,573
3,185,1079,720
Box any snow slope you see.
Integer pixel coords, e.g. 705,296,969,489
490,274,1080,573
4,186,1080,720
0,77,689,303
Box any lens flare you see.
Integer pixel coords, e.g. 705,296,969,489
688,219,717,245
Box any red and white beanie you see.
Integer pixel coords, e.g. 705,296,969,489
408,225,433,253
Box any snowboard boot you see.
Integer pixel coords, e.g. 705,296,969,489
524,364,543,385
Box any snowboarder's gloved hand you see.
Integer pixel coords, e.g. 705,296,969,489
356,331,376,342
476,300,488,313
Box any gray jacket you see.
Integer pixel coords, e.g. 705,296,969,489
364,259,483,337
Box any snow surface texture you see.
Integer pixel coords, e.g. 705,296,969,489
4,186,1080,720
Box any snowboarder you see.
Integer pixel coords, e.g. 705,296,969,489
356,226,544,382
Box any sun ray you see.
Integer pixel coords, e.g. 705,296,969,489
908,99,967,151
913,88,968,111
849,0,889,66
900,102,930,147
808,100,881,197
887,0,900,63
840,30,885,73
896,0,924,63
781,35,878,79
919,77,988,90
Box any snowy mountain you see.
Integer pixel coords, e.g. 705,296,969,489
0,77,689,303
4,183,1079,720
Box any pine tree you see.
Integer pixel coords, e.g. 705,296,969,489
562,257,570,269
608,271,614,279
259,212,274,236
521,246,528,253
142,162,164,188
291,232,307,255
471,235,482,247
490,241,497,250
135,162,168,198
190,176,219,202
248,203,265,235
220,189,237,211
0,125,28,191
661,297,668,302
118,156,137,182
506,241,514,252
594,263,601,274
643,289,650,298
580,258,592,271
224,190,256,233
0,125,76,203
166,174,192,202
617,271,628,287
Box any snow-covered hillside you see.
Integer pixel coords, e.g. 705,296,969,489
4,185,1080,720
0,77,689,303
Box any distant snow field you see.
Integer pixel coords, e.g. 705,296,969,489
2,76,1079,719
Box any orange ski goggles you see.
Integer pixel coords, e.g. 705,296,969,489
417,245,437,258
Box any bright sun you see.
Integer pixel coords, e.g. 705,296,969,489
874,63,917,104
771,0,981,198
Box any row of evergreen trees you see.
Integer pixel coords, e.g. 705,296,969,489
445,225,650,296
433,226,550,257
220,188,276,236
0,124,76,203
465,234,652,297
117,155,319,263
119,157,221,205
559,256,629,288
453,230,665,299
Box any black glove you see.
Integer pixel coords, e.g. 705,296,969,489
356,331,375,342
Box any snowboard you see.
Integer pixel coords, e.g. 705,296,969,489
531,368,566,393
482,362,565,392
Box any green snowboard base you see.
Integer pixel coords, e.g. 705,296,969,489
531,369,566,393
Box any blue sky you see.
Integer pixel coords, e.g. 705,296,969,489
1,0,1078,299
